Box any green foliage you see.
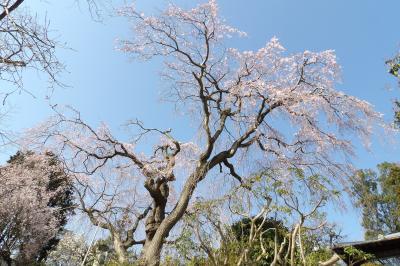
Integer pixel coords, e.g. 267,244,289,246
175,230,203,260
93,237,139,265
230,217,288,265
388,62,400,77
103,262,136,266
387,55,400,78
231,217,287,242
352,162,400,240
170,168,343,266
386,55,400,126
343,246,375,266
361,262,381,266
305,248,334,266
300,226,340,265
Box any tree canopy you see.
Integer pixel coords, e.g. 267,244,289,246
0,151,74,264
0,1,397,266
24,1,384,264
352,162,400,240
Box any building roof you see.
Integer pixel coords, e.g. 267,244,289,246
332,233,400,265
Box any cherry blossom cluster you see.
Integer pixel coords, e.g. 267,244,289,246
0,152,67,261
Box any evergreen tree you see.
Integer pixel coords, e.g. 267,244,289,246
352,162,400,240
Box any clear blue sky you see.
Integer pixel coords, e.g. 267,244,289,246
7,0,400,241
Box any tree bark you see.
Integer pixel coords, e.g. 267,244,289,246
290,224,300,266
140,177,171,265
113,233,128,264
140,165,207,265
144,180,168,242
319,254,340,266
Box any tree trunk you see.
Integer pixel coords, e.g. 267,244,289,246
113,233,128,264
144,180,168,242
140,241,162,266
140,166,207,265
139,178,170,265
290,224,300,266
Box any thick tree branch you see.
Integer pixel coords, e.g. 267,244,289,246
0,0,24,21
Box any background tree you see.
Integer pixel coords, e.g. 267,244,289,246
27,1,383,264
351,162,400,240
231,216,288,265
168,169,344,266
46,232,136,266
0,151,74,264
386,53,400,126
74,170,152,264
7,151,75,261
45,231,93,266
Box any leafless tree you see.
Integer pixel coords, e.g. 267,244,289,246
0,0,112,145
0,0,64,97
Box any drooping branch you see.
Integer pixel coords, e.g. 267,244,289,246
222,159,243,184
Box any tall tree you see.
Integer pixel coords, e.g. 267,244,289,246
0,151,74,264
29,1,382,264
352,162,400,240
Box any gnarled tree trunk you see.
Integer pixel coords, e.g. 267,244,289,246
140,177,170,265
140,166,207,265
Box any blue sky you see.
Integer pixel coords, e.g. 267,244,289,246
6,0,400,241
